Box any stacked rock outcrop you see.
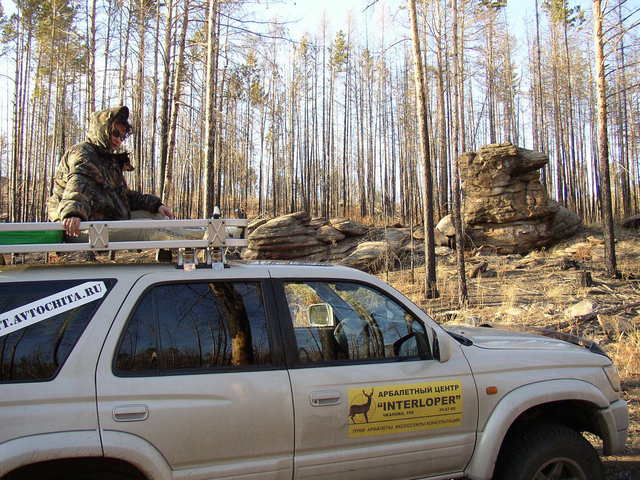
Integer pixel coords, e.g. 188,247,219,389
457,143,581,254
243,212,367,263
242,213,431,272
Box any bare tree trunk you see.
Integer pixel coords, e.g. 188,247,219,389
158,0,175,196
408,0,438,299
593,0,618,278
118,4,132,105
203,0,218,217
101,0,114,109
148,0,161,195
434,4,449,220
133,0,146,193
452,0,468,306
87,0,97,117
162,0,190,207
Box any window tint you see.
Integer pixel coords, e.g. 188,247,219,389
0,279,116,382
284,281,432,364
115,282,273,375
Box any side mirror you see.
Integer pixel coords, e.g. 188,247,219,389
307,303,334,327
434,329,452,363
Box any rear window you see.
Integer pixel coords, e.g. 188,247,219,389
0,279,116,383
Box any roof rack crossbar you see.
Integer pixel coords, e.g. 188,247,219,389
0,218,248,255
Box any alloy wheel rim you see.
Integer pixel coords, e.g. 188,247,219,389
533,457,587,480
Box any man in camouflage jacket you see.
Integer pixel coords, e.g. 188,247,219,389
48,106,173,237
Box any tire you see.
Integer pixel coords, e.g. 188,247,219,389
5,461,145,480
69,472,140,480
493,423,603,480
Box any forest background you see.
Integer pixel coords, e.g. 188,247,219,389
0,0,638,231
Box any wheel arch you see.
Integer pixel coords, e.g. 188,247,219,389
0,430,171,480
0,430,102,478
464,379,610,480
3,457,146,480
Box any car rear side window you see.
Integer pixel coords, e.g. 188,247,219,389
0,279,116,383
114,281,273,375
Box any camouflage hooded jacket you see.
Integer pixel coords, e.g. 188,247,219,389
47,106,162,222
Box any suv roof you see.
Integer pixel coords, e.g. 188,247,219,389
0,261,367,282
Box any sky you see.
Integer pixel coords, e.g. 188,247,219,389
255,0,600,45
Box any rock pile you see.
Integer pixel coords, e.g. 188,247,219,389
243,212,434,272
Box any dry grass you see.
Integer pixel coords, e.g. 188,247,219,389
612,329,640,378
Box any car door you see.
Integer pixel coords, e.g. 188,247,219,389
272,273,477,480
96,267,294,480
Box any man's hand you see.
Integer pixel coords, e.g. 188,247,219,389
158,205,174,219
62,217,81,237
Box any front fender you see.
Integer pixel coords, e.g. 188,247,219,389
0,430,102,477
465,379,609,480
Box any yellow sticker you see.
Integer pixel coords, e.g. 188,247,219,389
347,381,463,437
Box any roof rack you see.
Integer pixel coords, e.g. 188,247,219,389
0,218,248,266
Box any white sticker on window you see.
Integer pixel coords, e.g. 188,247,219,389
0,281,107,338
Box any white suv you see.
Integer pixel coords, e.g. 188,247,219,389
0,258,628,480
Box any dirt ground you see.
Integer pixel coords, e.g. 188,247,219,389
382,226,639,479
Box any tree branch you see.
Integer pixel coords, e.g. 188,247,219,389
364,0,382,12
605,81,640,99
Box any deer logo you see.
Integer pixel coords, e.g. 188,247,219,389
349,389,374,423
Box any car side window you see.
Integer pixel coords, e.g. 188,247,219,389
0,279,116,382
114,281,273,375
283,281,433,365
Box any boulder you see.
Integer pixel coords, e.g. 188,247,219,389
412,226,424,240
330,217,368,236
246,217,269,236
384,228,411,248
246,211,325,261
249,211,316,240
549,201,582,241
465,220,554,254
317,225,346,244
412,225,449,246
310,216,329,229
566,299,598,318
341,241,392,272
436,215,455,237
248,235,324,251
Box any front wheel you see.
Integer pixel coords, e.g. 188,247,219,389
493,423,603,480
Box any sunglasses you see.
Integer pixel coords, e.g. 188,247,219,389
111,129,129,140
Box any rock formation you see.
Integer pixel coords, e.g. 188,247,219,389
457,143,581,254
243,212,433,272
241,144,583,270
243,212,368,264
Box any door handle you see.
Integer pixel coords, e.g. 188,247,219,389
113,404,149,422
310,390,341,407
